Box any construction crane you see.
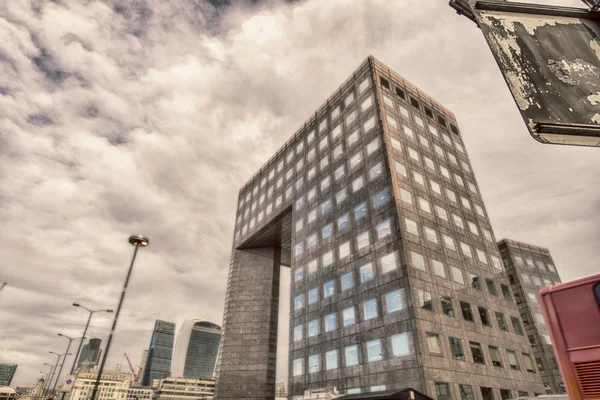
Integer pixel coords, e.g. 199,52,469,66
123,353,142,385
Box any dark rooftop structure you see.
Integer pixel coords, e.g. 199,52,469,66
337,388,433,400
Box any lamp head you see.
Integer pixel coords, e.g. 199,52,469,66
73,303,80,307
129,235,149,247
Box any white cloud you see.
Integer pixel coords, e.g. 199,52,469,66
0,0,597,388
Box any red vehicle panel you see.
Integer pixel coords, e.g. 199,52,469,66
539,272,600,399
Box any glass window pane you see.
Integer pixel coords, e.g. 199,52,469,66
324,313,337,332
308,319,319,337
345,345,359,366
380,252,397,274
385,289,405,313
343,306,356,327
367,339,382,362
326,349,338,370
308,354,319,373
341,272,353,291
360,263,374,283
449,337,464,360
391,332,410,357
293,358,303,376
426,332,442,354
363,298,378,320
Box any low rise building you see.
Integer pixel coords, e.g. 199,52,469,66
0,388,18,400
154,377,214,400
69,370,131,400
127,387,153,400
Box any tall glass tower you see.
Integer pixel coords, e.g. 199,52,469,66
77,338,102,370
171,319,221,379
141,320,176,386
214,56,546,400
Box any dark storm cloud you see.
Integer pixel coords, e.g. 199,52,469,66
0,0,596,388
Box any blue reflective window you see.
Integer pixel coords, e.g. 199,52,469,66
385,289,405,313
341,272,354,291
322,223,333,239
367,339,383,362
308,319,319,337
345,345,359,366
337,213,350,230
373,189,388,209
308,288,318,305
360,263,374,283
323,280,335,298
363,298,378,320
343,306,356,326
321,199,332,215
354,202,367,220
324,313,337,332
294,295,303,311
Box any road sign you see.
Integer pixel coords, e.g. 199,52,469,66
451,1,600,147
61,376,75,393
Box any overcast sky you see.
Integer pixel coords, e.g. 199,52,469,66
1,0,598,389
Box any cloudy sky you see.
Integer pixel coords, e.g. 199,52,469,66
1,0,598,389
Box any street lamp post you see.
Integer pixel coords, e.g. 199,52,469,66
46,352,62,399
70,305,113,374
39,370,50,400
90,235,149,400
42,363,54,398
54,334,82,392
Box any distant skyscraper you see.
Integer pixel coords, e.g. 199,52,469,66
497,239,565,394
77,338,102,370
141,320,175,386
171,319,221,379
0,364,17,386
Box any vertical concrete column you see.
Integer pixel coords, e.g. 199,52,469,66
215,247,281,400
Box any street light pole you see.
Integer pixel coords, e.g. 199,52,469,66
42,363,54,399
70,305,113,374
90,235,149,400
54,334,82,392
46,352,62,399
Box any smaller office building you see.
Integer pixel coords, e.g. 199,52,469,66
155,377,215,400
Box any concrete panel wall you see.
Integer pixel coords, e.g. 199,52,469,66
215,247,281,400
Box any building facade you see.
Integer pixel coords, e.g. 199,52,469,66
171,319,221,379
141,320,176,386
0,364,17,387
214,56,546,399
497,239,565,394
154,377,215,400
77,338,102,370
69,370,132,400
127,387,153,400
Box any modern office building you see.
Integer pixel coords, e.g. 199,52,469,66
141,320,176,386
69,370,132,400
171,319,221,379
77,338,102,370
497,239,565,394
0,364,17,387
154,377,215,400
214,56,547,399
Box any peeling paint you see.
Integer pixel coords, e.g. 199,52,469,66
588,92,600,105
548,59,600,86
476,8,600,136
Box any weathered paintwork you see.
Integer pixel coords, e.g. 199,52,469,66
470,2,600,146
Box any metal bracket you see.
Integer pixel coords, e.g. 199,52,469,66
474,0,600,19
449,0,478,24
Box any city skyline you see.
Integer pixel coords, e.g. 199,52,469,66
0,0,598,389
